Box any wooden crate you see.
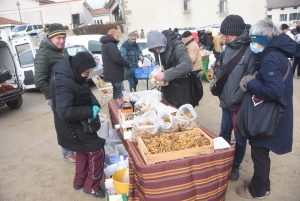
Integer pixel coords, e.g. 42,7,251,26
137,128,214,165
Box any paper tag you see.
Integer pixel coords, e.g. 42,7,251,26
213,137,231,149
124,131,132,140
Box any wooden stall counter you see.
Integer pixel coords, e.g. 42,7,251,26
108,99,234,201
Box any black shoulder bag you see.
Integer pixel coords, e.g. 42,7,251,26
210,45,248,96
235,53,290,139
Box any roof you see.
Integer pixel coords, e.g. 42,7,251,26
93,8,108,16
39,0,83,6
0,16,23,25
267,0,300,9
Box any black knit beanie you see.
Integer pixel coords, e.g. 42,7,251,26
220,15,245,36
48,23,66,39
182,31,192,38
71,51,96,75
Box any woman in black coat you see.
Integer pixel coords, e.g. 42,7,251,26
50,52,105,198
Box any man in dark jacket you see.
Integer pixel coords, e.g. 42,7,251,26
34,23,76,165
50,52,105,198
120,32,143,92
100,29,132,99
215,15,257,181
147,30,194,108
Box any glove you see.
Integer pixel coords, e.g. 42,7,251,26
92,105,100,119
240,72,257,92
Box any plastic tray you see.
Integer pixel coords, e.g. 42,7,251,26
135,66,154,79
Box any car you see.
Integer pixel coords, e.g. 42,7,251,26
17,44,103,89
10,24,43,39
65,34,104,65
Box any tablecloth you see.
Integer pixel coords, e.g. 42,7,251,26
108,99,234,201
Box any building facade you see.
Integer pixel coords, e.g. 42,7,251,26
106,0,268,36
0,0,94,30
92,8,110,24
267,0,300,28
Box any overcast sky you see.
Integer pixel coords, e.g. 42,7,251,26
85,0,108,9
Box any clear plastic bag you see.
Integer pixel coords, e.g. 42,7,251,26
176,104,200,131
149,65,169,86
160,115,180,134
132,111,159,138
122,91,130,103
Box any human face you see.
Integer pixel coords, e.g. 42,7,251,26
113,32,120,41
50,34,66,49
222,34,236,44
80,68,93,78
130,38,136,43
153,46,163,53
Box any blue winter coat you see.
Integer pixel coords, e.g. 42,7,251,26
247,33,296,154
120,40,142,77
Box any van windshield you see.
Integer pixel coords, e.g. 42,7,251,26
12,25,27,32
88,40,102,54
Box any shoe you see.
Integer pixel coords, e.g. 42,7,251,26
237,186,266,199
83,188,105,198
244,180,270,195
230,166,239,181
74,185,83,190
64,155,76,165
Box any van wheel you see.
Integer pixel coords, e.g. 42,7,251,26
6,96,23,109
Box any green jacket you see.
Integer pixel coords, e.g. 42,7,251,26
34,36,68,100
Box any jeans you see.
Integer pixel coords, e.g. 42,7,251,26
192,70,201,77
47,99,74,158
205,46,211,50
219,108,247,167
127,76,138,92
112,81,124,99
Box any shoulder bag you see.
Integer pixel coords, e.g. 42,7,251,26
234,54,290,139
210,45,248,96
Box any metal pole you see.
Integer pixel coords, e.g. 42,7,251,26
16,2,22,23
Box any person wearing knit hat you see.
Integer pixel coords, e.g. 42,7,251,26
181,31,203,77
120,32,143,92
34,22,74,165
50,51,106,198
212,14,257,181
173,28,182,41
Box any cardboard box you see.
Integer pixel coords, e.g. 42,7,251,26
137,128,214,165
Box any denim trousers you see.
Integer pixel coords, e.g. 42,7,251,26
127,76,138,92
219,108,247,167
74,149,105,192
47,99,74,158
112,81,124,99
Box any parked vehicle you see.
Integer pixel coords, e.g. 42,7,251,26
10,24,43,39
0,39,24,109
16,42,103,90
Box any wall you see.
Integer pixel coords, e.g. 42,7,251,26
93,15,110,24
108,0,267,37
267,6,300,28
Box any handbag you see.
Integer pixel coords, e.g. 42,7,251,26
210,45,248,96
81,115,101,134
234,54,290,139
161,72,203,108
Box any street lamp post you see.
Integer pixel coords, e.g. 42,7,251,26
16,1,22,23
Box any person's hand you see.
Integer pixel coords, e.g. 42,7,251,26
153,72,165,81
92,105,100,119
240,72,257,92
139,56,143,61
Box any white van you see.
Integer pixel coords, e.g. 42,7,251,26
10,24,43,39
0,38,24,109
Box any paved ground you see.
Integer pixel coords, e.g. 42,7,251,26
0,78,299,201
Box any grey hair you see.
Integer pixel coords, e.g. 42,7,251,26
249,17,280,40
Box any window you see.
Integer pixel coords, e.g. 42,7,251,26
88,40,102,54
26,25,33,32
294,7,298,9
267,15,272,19
289,13,300,20
112,6,122,21
97,20,100,24
184,0,190,11
220,0,226,14
94,20,96,24
33,25,38,30
279,14,287,21
100,20,103,24
268,8,272,11
281,8,284,10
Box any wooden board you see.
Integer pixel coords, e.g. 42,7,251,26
137,128,214,165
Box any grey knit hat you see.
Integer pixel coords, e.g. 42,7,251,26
220,15,245,36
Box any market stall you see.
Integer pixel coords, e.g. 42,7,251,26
108,98,234,201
